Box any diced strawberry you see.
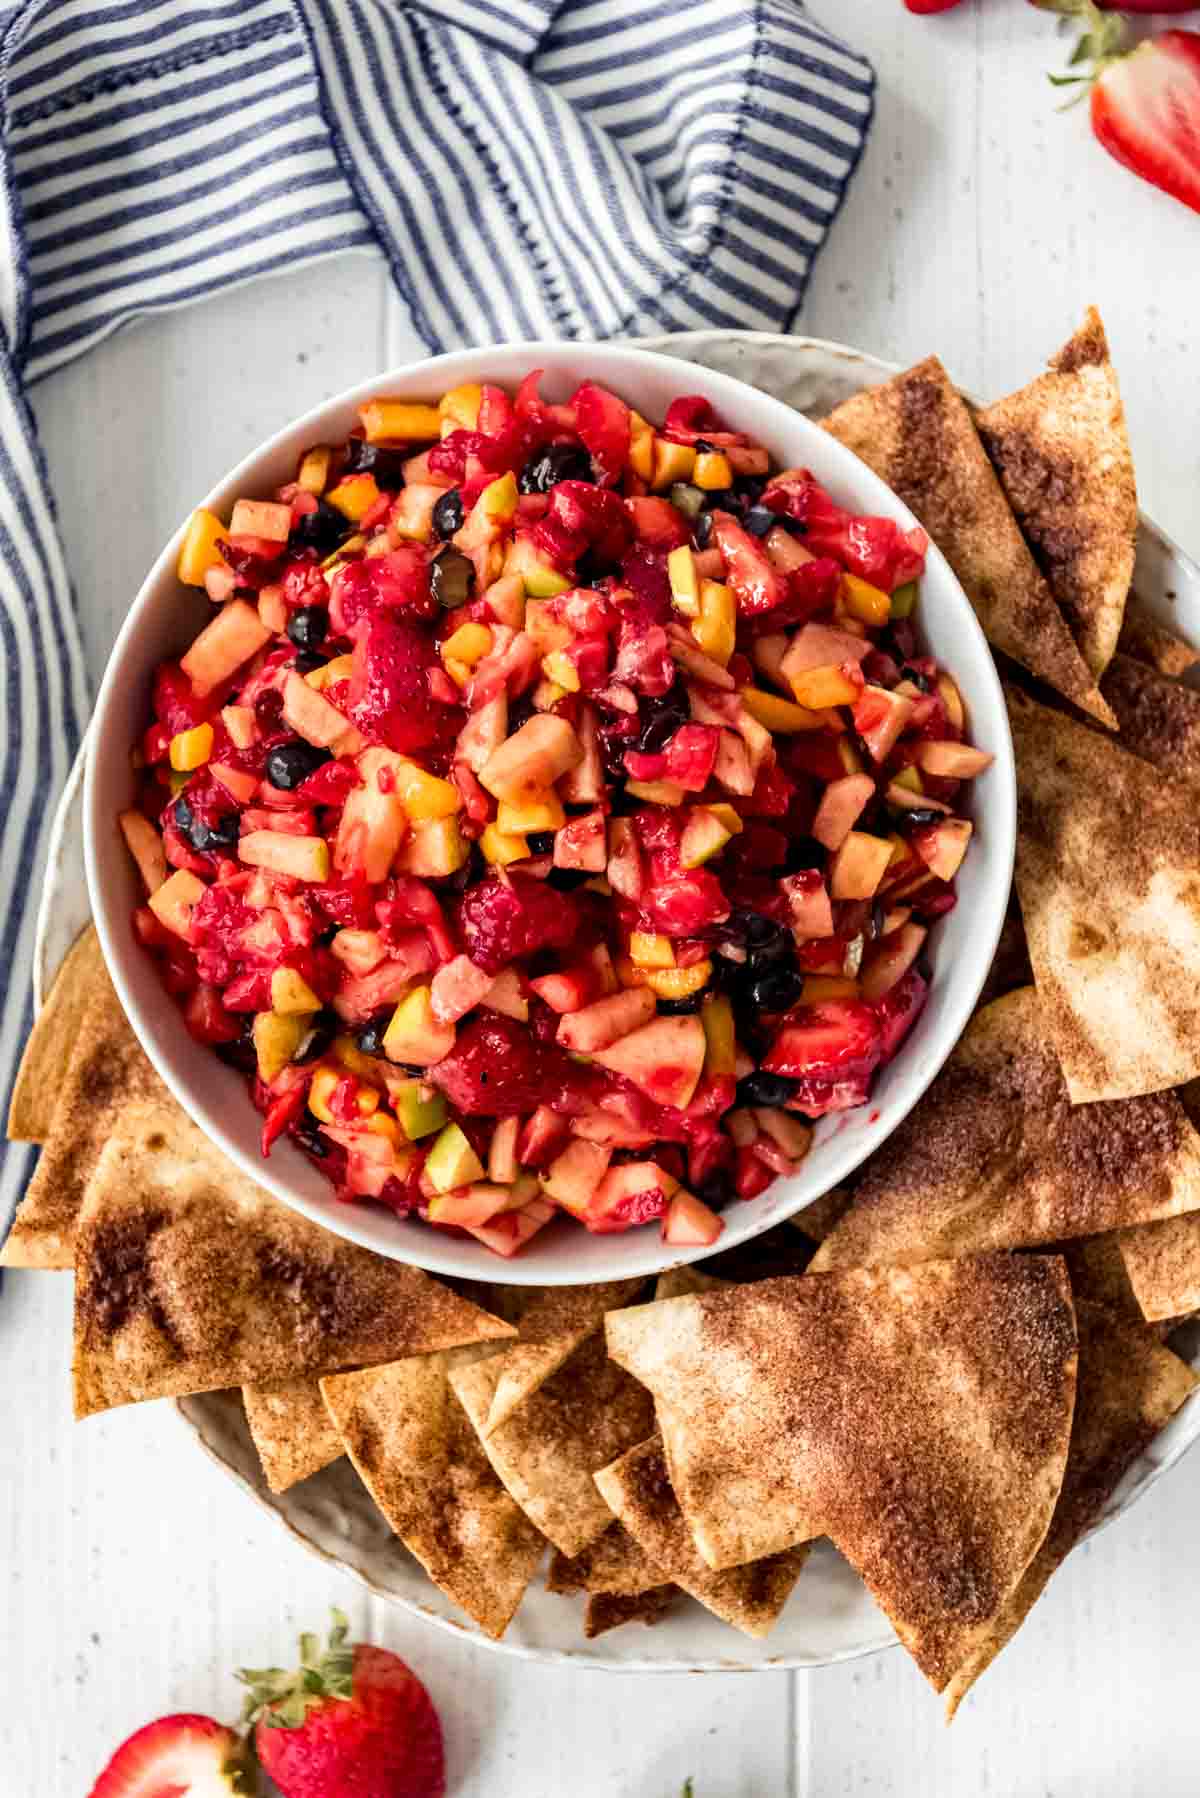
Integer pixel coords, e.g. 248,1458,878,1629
573,380,631,485
762,999,882,1085
873,965,929,1060
534,481,632,567
430,1013,558,1116
734,1145,775,1200
625,496,691,550
347,612,457,755
760,473,928,593
710,512,783,615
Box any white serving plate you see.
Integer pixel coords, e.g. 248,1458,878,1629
35,331,1200,1672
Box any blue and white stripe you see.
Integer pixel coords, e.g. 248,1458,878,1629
0,0,872,1227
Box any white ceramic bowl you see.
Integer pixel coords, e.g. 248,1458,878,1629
84,340,1016,1285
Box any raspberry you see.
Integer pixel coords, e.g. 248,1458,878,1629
457,875,581,975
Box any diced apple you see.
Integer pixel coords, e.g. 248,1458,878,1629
852,686,915,763
482,968,529,1021
641,960,712,1002
529,967,594,1014
488,1115,522,1184
753,1108,811,1159
912,817,973,882
394,817,469,878
280,670,350,751
334,749,409,883
517,1105,570,1168
781,872,835,939
270,967,321,1014
552,809,606,873
606,817,646,901
330,928,388,976
382,985,456,1066
147,867,205,938
253,1010,306,1082
661,1189,724,1247
629,932,674,969
479,714,583,801
830,831,893,901
915,741,993,779
388,482,443,543
496,789,566,835
462,1194,556,1258
220,705,258,749
556,987,656,1053
427,1184,518,1228
181,600,272,697
542,1139,613,1219
208,762,258,805
239,831,330,881
559,703,604,805
480,824,529,867
587,1160,680,1230
425,1121,486,1193
626,778,685,806
714,730,754,796
119,810,168,894
392,1080,447,1140
860,921,928,1003
455,694,508,775
812,773,875,851
884,782,951,817
780,622,871,683
430,954,494,1025
230,498,290,542
679,807,733,870
590,1014,707,1110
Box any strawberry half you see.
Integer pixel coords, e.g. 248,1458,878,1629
239,1610,445,1798
1091,31,1200,215
88,1714,252,1798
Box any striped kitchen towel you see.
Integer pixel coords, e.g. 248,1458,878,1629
0,0,874,1222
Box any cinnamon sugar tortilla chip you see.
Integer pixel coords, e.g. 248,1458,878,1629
594,1436,809,1639
1117,598,1200,679
242,1378,344,1493
1100,653,1200,781
655,1267,727,1301
821,356,1114,724
976,891,1033,1012
547,1521,664,1597
811,987,1200,1273
482,1279,645,1437
1008,687,1200,1101
6,924,103,1144
944,1302,1197,1716
584,1586,677,1638
450,1331,653,1558
1116,1213,1200,1324
977,308,1137,679
2,963,169,1269
606,1256,1077,1692
71,1101,514,1417
321,1350,543,1638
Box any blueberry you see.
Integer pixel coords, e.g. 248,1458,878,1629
265,741,332,790
693,511,714,549
657,991,705,1015
697,1171,733,1212
287,606,328,651
432,489,464,540
290,499,347,554
204,813,241,850
518,443,593,494
746,963,805,1013
430,548,474,609
693,439,713,455
894,807,944,830
526,831,555,856
293,1123,330,1159
354,1012,393,1056
215,1027,258,1075
341,438,408,488
779,836,825,876
293,650,326,674
547,866,591,892
870,898,886,940
636,682,689,755
254,688,285,730
726,909,790,958
744,505,777,539
736,1071,800,1108
172,795,237,852
900,664,932,693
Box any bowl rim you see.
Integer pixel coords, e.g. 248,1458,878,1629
83,338,1016,1285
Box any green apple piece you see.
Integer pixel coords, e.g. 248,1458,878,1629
479,714,583,801
590,1014,707,1110
253,1010,307,1082
541,1139,613,1219
393,1080,448,1141
382,985,456,1066
425,1121,487,1194
270,967,321,1015
506,536,572,600
679,807,733,870
239,831,330,882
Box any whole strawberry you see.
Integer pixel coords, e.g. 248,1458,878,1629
238,1611,445,1798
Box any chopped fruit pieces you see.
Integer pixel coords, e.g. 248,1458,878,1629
382,985,456,1066
123,367,987,1254
424,1120,486,1193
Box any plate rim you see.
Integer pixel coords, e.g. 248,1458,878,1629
32,327,1200,1674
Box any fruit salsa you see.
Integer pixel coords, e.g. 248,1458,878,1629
120,372,992,1257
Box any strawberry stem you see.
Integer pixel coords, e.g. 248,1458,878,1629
236,1609,355,1731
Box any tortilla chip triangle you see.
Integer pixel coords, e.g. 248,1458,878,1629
943,1301,1196,1716
584,1587,677,1638
1116,1213,1200,1324
450,1331,653,1558
320,1349,544,1638
1008,686,1200,1101
3,959,170,1269
242,1378,344,1493
594,1435,810,1639
481,1279,645,1437
71,1101,514,1417
1100,652,1200,781
810,986,1200,1273
606,1256,1077,1691
977,308,1137,679
1116,598,1200,679
6,924,104,1145
821,355,1114,725
547,1521,665,1597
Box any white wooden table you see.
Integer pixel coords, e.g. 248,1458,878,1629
5,5,1200,1792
